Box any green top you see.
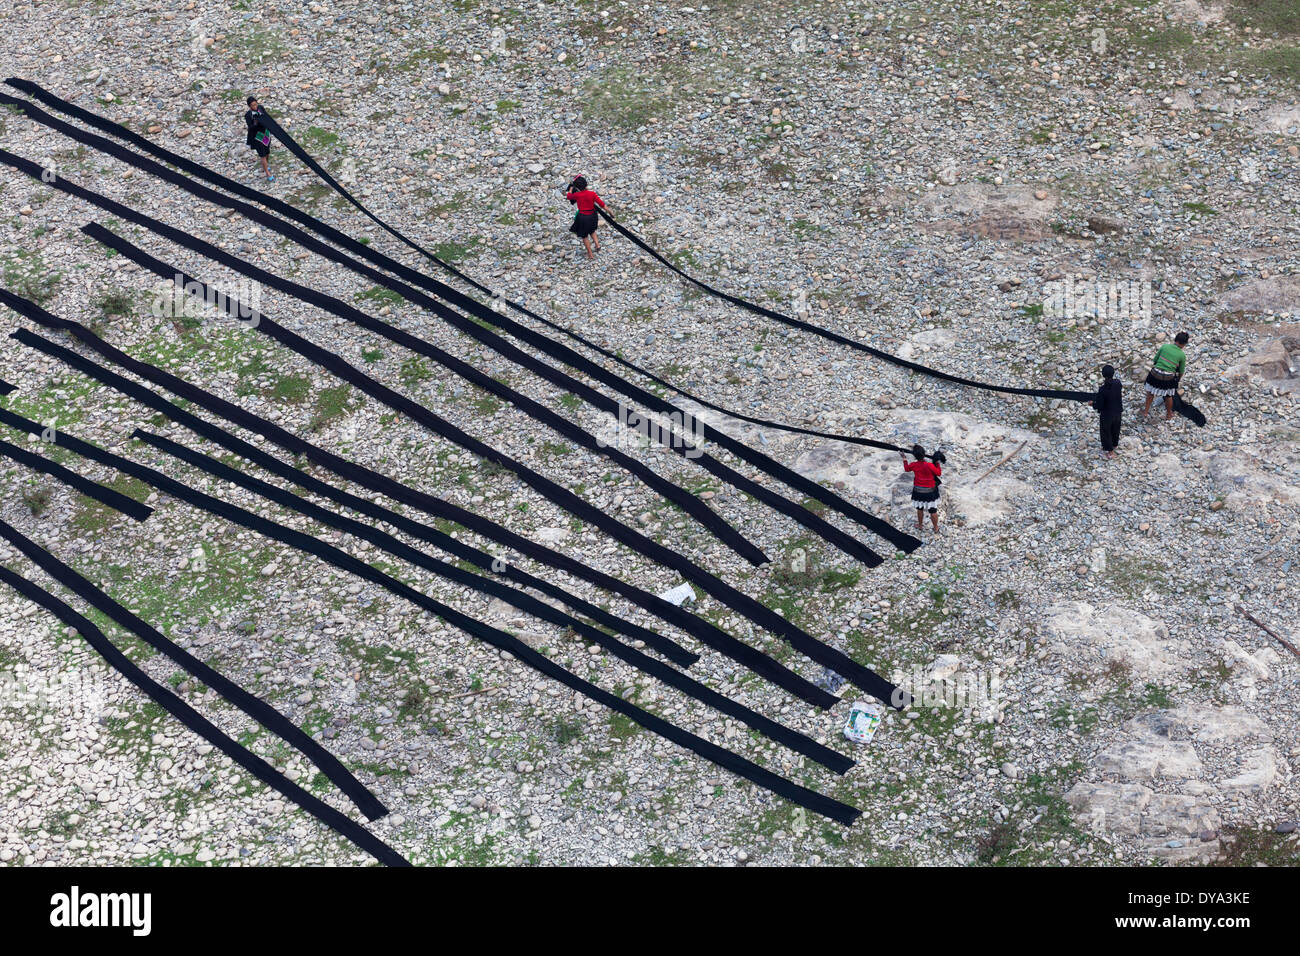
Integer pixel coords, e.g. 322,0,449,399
1153,342,1186,376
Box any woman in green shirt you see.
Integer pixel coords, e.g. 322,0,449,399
1141,331,1189,421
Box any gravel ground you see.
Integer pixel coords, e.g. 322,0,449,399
0,0,1297,866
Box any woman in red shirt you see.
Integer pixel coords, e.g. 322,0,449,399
564,176,606,260
902,445,945,533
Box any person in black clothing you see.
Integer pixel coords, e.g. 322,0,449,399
244,96,274,181
1092,364,1123,459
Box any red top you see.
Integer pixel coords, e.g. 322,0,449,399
566,189,605,215
904,459,942,488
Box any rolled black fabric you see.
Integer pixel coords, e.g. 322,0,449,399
0,412,859,822
0,563,410,866
0,436,153,522
0,90,919,558
71,229,896,710
3,314,831,710
133,428,853,774
0,516,388,820
1171,395,1207,427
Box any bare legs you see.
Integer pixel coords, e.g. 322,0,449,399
915,508,940,533
580,228,600,260
1140,392,1175,421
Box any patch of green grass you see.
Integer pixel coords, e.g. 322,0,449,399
3,250,61,305
790,218,828,240
580,66,676,129
94,289,135,320
299,125,343,152
608,710,641,741
361,348,384,363
356,285,404,307
633,845,689,866
1228,0,1300,35
308,384,354,432
399,47,450,71
223,27,288,64
1182,201,1219,217
1102,554,1171,599
1213,826,1300,866
433,237,482,262
397,684,427,719
1249,46,1300,85
70,475,150,534
271,374,312,405
819,567,862,593
551,717,584,746
1129,25,1197,55
21,485,53,517
978,764,1091,866
470,393,503,416
399,356,433,389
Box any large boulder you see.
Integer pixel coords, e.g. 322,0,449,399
792,408,1039,526
1194,451,1300,509
1226,336,1299,394
1041,602,1188,687
1067,705,1284,862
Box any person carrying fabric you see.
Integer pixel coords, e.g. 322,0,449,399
1140,331,1189,422
564,175,606,260
1092,364,1123,459
244,96,274,182
901,445,945,534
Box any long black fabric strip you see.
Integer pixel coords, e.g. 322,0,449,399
75,229,892,711
132,214,901,564
130,431,700,673
0,516,387,820
0,89,919,557
0,127,758,566
0,96,907,708
134,428,852,774
0,437,153,521
0,378,14,396
11,324,831,715
0,414,859,822
12,78,1209,434
2,314,831,711
0,314,689,665
242,113,939,458
597,208,1210,427
0,559,410,865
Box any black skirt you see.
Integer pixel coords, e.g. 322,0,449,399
570,211,599,238
249,136,270,158
1144,368,1179,397
911,486,940,508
